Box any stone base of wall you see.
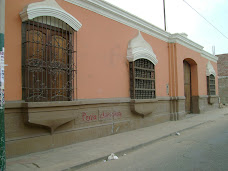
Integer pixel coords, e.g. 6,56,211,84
5,97,177,158
170,97,186,120
6,96,210,158
191,96,219,114
198,95,219,113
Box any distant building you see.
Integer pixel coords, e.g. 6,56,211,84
5,0,219,158
217,54,228,105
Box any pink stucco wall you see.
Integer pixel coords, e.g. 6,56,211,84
4,0,217,101
61,0,170,99
5,0,170,101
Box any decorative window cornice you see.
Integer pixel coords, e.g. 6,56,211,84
20,0,82,31
127,32,158,65
206,61,216,76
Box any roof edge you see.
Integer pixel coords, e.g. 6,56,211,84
65,0,218,62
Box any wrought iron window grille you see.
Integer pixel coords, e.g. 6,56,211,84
22,16,77,102
130,59,156,99
207,74,215,95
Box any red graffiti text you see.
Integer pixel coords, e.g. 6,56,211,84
99,111,122,120
82,112,97,122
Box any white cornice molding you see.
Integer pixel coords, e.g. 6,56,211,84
20,0,82,31
168,33,217,62
201,51,218,63
169,33,218,63
65,0,218,62
206,61,216,76
168,33,204,53
127,32,158,65
64,0,170,41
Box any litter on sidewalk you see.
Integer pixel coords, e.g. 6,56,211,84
175,132,180,136
108,153,119,160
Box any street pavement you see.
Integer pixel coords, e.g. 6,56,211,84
6,107,228,171
79,111,228,171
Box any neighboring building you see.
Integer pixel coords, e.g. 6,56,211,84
217,54,228,105
5,0,219,158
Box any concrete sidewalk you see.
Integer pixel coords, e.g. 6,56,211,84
6,107,228,171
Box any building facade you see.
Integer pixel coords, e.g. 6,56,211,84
5,0,219,158
217,54,228,105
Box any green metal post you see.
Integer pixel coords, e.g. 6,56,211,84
0,0,5,170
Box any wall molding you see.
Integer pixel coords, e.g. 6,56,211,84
169,33,203,54
6,96,173,109
198,95,209,99
64,0,218,62
202,51,218,63
65,0,170,42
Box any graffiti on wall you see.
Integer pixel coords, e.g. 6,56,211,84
82,112,97,122
81,111,122,122
99,111,122,120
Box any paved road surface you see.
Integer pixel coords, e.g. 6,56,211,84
78,115,228,171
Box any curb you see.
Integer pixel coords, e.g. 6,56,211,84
64,120,212,171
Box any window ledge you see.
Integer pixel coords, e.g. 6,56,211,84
208,95,219,105
208,95,218,98
130,99,158,104
5,98,131,109
130,98,158,117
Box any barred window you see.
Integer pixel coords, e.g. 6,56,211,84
22,17,76,102
207,74,215,95
130,59,156,99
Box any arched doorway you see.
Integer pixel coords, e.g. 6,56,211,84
183,61,191,113
183,58,199,114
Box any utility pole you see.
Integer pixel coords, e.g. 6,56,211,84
0,0,6,170
163,0,167,31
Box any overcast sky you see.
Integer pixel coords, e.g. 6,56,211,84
105,0,228,55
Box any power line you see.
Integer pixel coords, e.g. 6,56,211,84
183,0,228,40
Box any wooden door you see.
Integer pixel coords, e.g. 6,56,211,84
184,61,191,113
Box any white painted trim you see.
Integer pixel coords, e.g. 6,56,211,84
169,34,217,62
168,33,203,54
64,0,218,62
206,61,216,76
20,0,82,31
127,32,158,65
65,0,170,41
201,51,218,63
